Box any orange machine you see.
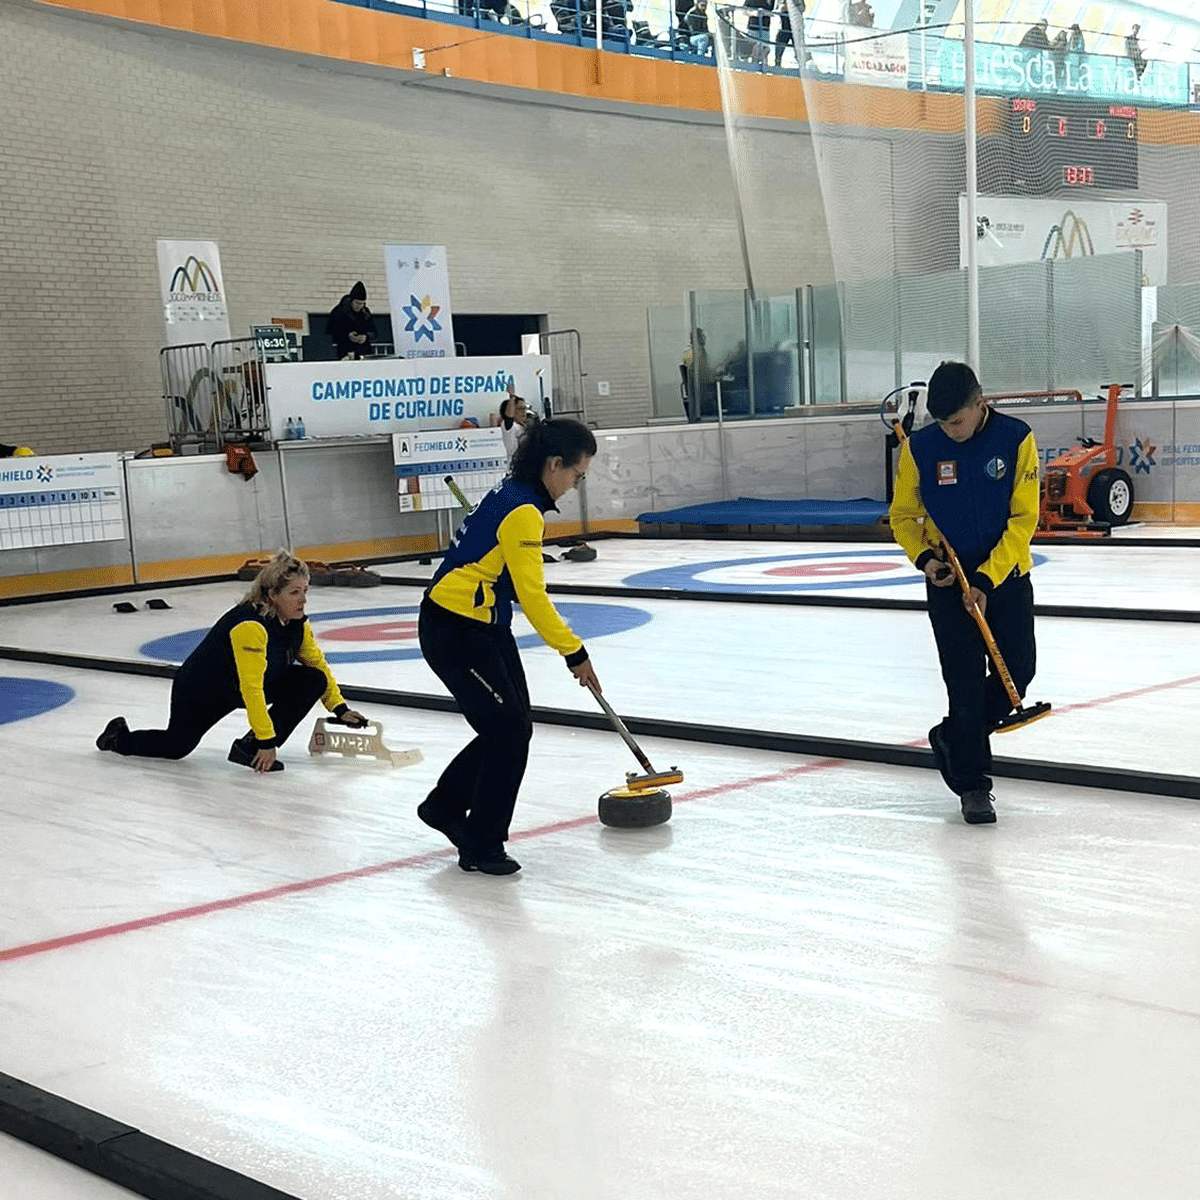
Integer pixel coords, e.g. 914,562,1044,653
1030,383,1133,535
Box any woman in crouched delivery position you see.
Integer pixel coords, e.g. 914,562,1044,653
95,551,366,772
418,418,602,875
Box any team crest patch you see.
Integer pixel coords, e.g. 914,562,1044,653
937,460,958,485
986,456,1007,480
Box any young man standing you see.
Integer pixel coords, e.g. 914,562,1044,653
890,361,1040,825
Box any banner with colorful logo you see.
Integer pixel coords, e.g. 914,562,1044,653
958,196,1168,286
383,244,457,359
156,239,231,347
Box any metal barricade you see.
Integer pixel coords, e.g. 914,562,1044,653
160,339,271,452
539,328,588,424
160,342,218,452
210,337,271,444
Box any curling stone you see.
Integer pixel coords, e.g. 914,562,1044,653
598,784,672,829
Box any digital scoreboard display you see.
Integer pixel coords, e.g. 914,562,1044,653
1007,98,1139,193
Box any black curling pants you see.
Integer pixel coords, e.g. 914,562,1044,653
115,664,327,759
926,571,1036,796
418,599,533,860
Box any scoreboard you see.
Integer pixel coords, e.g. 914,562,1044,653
1006,98,1139,194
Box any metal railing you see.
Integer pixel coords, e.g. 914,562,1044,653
540,329,588,424
160,338,271,453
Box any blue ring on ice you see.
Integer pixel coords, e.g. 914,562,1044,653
0,678,75,724
623,548,1046,593
137,601,653,665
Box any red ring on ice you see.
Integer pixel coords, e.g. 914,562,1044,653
319,620,419,642
763,561,902,578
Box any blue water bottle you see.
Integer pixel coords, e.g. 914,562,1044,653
296,413,306,440
285,416,295,440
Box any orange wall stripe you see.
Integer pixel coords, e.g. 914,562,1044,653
36,0,1200,140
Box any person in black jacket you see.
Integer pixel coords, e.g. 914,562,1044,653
327,281,376,361
95,551,365,773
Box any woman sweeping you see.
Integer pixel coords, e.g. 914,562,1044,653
418,417,601,875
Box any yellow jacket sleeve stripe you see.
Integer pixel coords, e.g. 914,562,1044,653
978,431,1040,589
229,620,274,741
889,440,944,567
497,506,584,657
297,622,346,712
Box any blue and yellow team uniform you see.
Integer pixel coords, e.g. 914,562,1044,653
420,478,587,864
890,407,1040,798
890,407,1040,591
180,603,347,746
427,478,587,666
110,602,347,760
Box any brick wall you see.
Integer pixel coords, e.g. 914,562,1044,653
0,2,835,453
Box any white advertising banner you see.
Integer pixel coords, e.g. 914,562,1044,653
264,355,551,441
844,38,909,89
393,426,509,513
959,196,1168,286
156,239,231,347
0,453,123,550
383,243,457,359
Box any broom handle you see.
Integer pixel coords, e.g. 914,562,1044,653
587,680,655,775
891,421,1023,709
443,475,472,515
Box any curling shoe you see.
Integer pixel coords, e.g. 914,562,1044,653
960,789,996,825
228,734,284,771
418,791,468,849
458,851,522,876
96,716,129,752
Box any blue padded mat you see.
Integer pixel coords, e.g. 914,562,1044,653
636,497,888,526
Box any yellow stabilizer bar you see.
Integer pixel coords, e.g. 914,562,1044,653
626,768,684,791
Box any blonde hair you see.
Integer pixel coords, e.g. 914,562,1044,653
243,550,309,616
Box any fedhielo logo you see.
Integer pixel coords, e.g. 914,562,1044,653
37,465,53,483
1128,436,1156,474
402,293,443,343
455,436,468,453
168,255,222,300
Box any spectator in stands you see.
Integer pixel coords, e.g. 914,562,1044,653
773,0,795,67
1066,23,1085,53
684,0,711,55
1125,24,1147,79
743,0,773,63
848,0,873,28
327,281,376,361
1018,17,1049,48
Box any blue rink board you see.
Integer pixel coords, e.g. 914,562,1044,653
637,497,889,527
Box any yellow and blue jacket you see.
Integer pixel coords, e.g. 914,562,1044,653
177,602,346,746
890,407,1039,592
426,479,587,665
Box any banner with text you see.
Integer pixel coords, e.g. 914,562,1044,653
958,195,1168,286
156,239,231,347
933,42,1189,107
383,244,457,359
845,38,909,89
264,355,552,440
0,453,124,551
